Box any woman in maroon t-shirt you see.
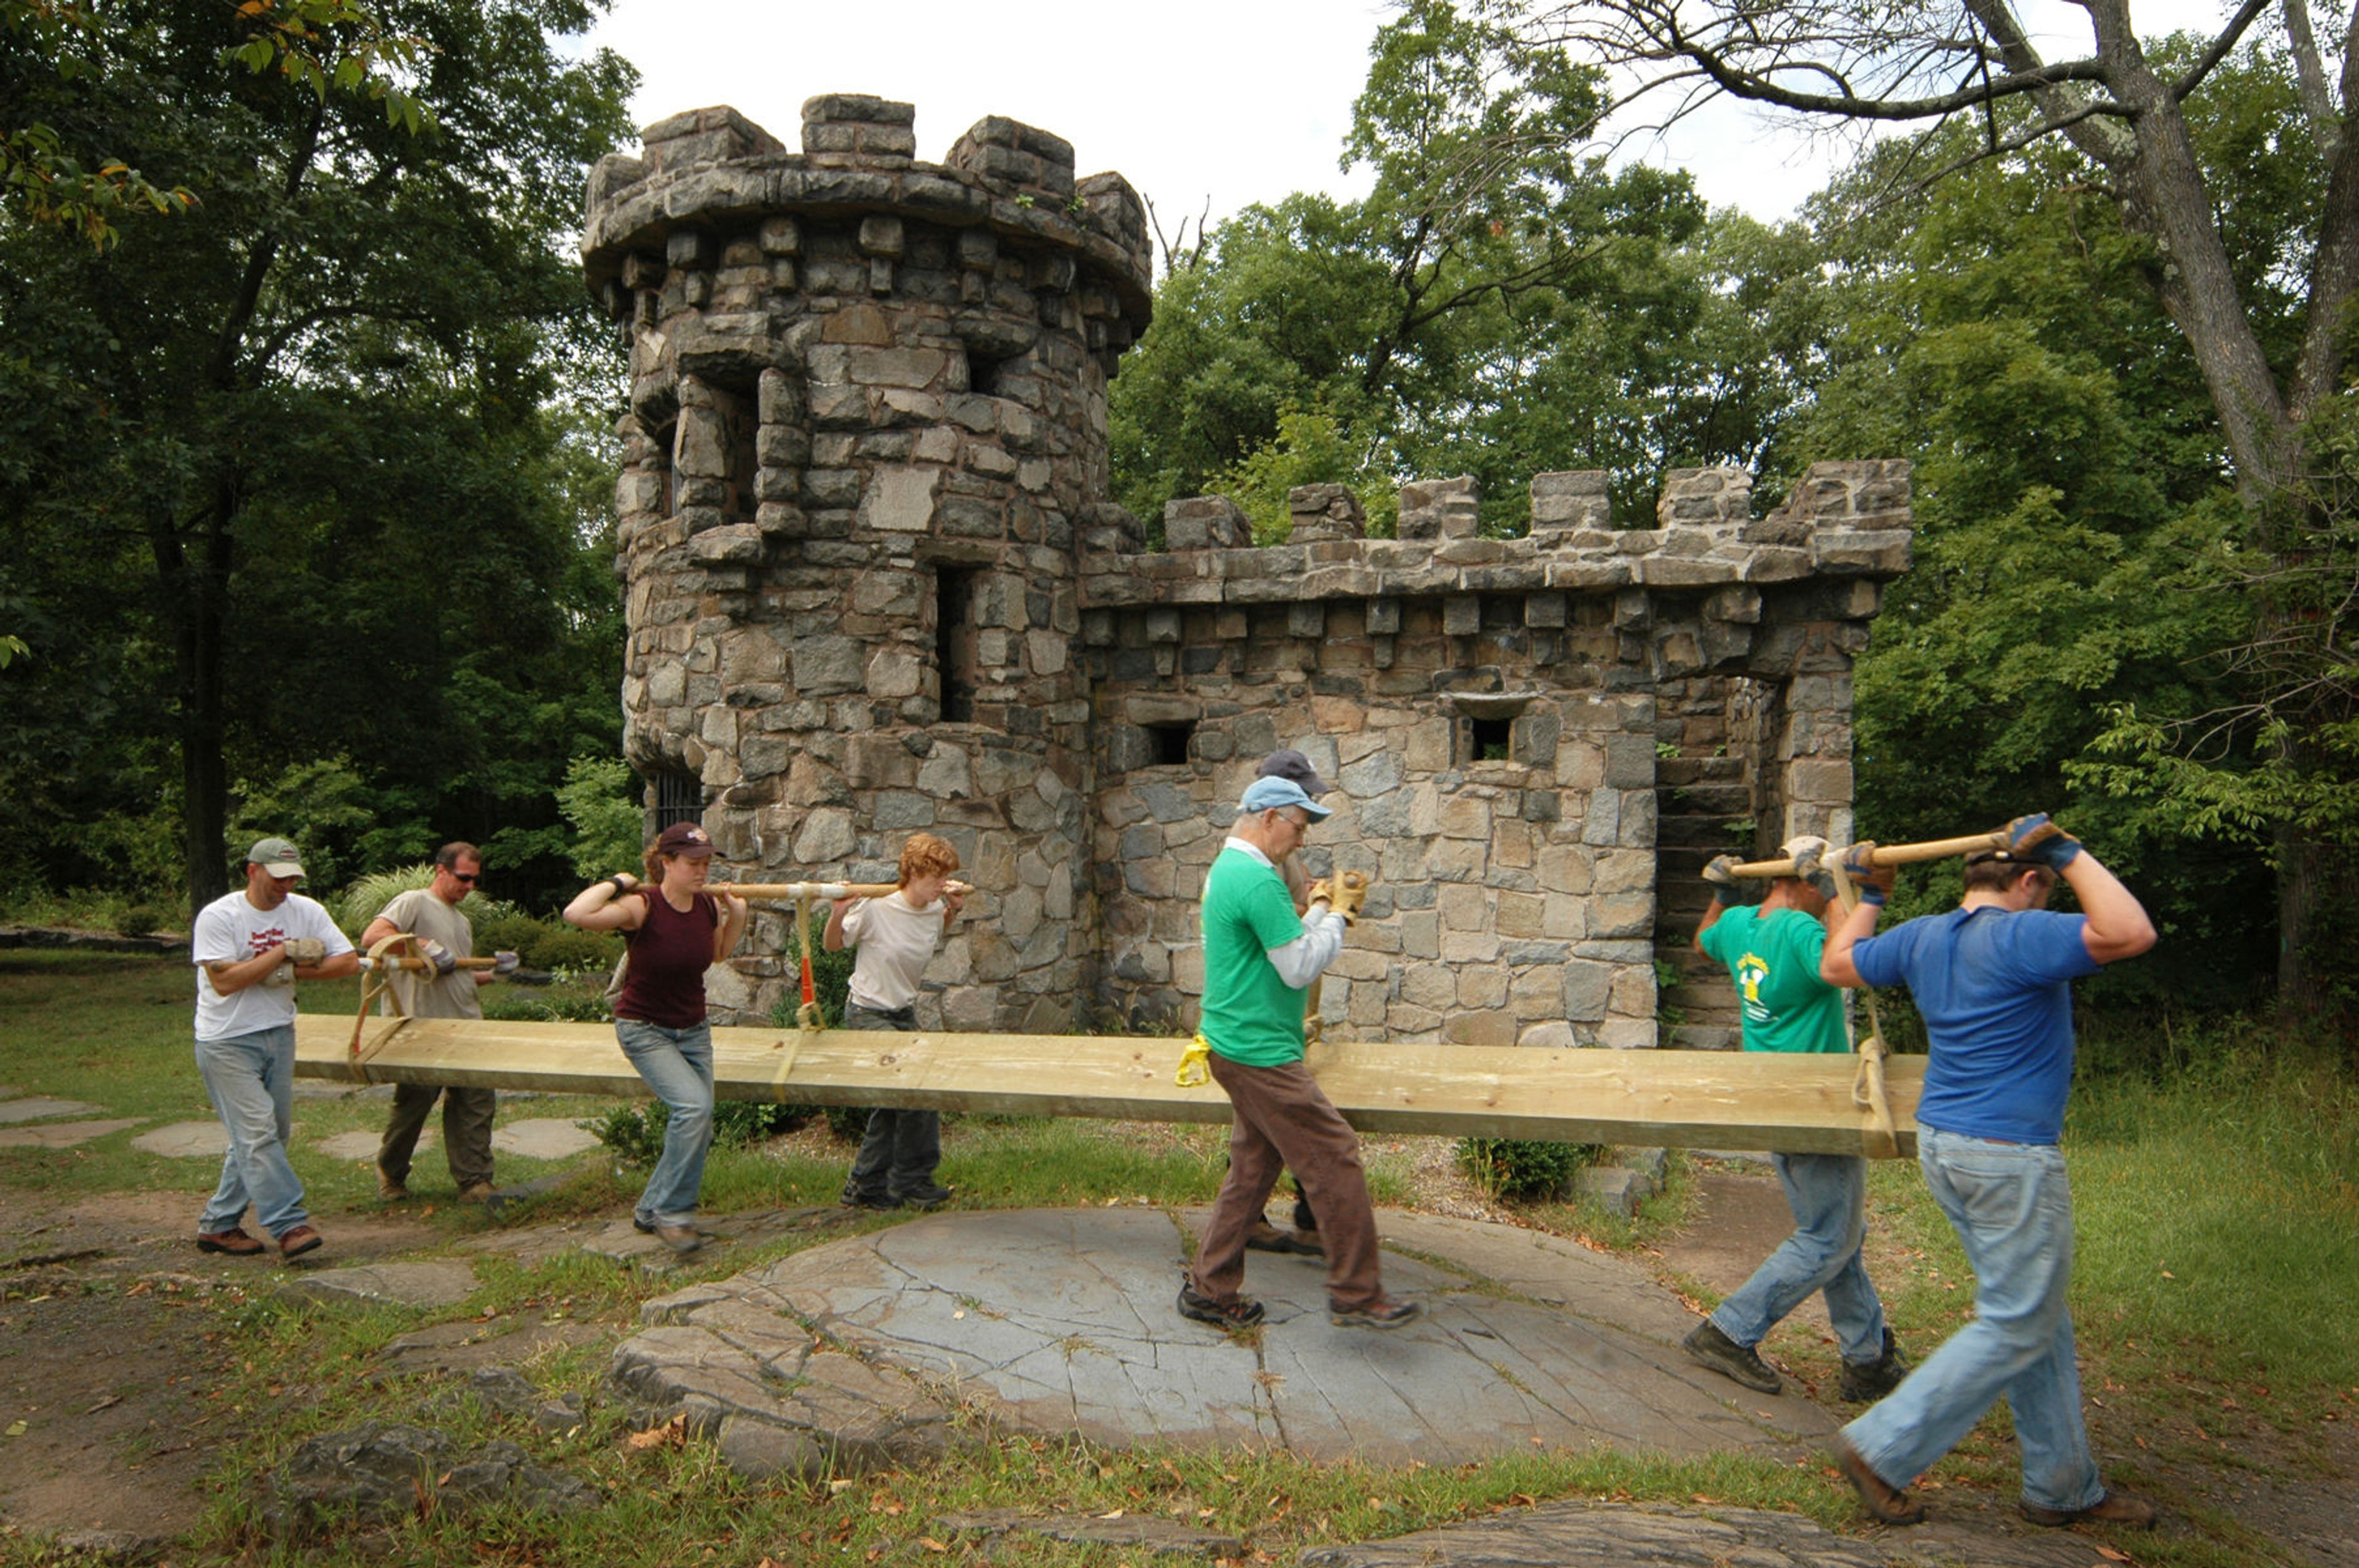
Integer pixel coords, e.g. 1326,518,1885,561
563,822,747,1253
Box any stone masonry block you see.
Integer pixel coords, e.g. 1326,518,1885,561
1164,495,1250,550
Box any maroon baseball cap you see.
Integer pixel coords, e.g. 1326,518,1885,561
1256,748,1330,797
654,822,716,859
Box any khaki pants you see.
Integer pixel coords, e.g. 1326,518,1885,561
1191,1054,1385,1311
378,1083,496,1190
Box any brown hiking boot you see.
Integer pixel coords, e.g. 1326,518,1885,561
375,1161,407,1201
1177,1284,1265,1330
1329,1295,1422,1330
276,1224,323,1260
1830,1435,1925,1525
2021,1490,2158,1529
195,1227,265,1256
457,1182,496,1205
1245,1222,1324,1257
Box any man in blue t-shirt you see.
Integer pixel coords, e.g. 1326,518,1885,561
1817,814,2159,1532
1683,845,1906,1403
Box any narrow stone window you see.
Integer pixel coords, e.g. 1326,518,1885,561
654,768,703,832
1146,722,1194,765
966,346,1016,398
1466,716,1514,763
936,566,979,722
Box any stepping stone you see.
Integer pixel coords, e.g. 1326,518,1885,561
286,1260,478,1308
0,1118,143,1149
0,1096,108,1125
608,1207,1837,1481
132,1121,229,1158
314,1129,433,1161
491,1118,601,1160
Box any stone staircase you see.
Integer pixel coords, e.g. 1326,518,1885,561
1654,756,1747,1052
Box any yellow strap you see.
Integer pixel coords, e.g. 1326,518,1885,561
768,1033,802,1100
1175,1033,1211,1088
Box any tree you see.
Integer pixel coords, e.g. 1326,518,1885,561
1112,0,1711,532
0,0,635,910
1507,0,2359,1014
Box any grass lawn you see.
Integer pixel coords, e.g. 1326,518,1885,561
2,950,2352,1566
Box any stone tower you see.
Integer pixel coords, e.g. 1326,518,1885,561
582,98,1915,1042
582,97,1152,1031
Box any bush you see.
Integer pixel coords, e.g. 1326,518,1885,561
471,910,620,975
1455,1136,1605,1201
581,1097,815,1166
112,902,170,937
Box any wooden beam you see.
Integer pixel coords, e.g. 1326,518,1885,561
295,1018,1922,1158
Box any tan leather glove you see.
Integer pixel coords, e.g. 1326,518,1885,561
283,937,326,967
1307,869,1369,926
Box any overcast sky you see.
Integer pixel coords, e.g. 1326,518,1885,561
582,1,2240,250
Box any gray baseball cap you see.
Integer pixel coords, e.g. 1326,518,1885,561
246,837,306,878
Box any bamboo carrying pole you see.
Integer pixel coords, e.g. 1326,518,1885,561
714,881,971,902
1727,828,2008,881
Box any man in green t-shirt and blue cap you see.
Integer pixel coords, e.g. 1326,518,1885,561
1684,841,1908,1402
1179,774,1420,1333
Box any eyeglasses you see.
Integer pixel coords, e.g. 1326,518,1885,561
448,871,480,884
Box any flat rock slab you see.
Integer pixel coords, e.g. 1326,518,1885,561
0,1097,108,1125
380,1316,612,1377
938,1507,1245,1558
287,1260,479,1308
0,1118,143,1149
1294,1497,2111,1568
609,1207,1834,1480
131,1121,227,1158
314,1129,429,1160
456,1204,853,1273
491,1118,601,1159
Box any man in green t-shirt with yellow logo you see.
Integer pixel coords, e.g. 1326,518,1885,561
1179,776,1420,1333
1685,844,1908,1401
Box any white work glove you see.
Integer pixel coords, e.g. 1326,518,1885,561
417,938,458,976
492,950,520,976
261,945,296,987
283,937,325,967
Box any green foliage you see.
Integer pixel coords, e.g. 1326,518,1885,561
1454,1136,1602,1201
0,0,637,913
466,908,617,977
557,754,644,879
581,1097,813,1166
1109,0,1715,535
1214,403,1399,542
765,911,856,1028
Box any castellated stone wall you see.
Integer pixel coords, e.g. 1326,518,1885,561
582,98,1913,1038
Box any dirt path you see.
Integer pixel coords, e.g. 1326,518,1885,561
0,1191,442,1547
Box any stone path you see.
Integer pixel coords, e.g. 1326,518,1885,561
597,1205,1836,1482
0,1096,108,1125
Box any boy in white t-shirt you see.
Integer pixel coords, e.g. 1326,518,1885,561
828,833,966,1210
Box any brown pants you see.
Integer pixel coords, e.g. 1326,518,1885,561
1191,1054,1385,1311
378,1083,496,1190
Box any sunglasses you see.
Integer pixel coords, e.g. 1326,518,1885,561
448,871,481,884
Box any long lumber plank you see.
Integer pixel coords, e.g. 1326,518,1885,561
297,1016,1921,1157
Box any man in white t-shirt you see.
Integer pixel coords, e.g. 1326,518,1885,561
189,837,358,1259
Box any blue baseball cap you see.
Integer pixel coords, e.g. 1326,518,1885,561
1239,775,1332,820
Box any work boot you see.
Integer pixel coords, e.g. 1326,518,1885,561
1839,1328,1911,1402
1831,1435,1926,1525
651,1223,703,1255
194,1227,265,1256
1683,1319,1782,1393
2020,1490,2158,1529
1245,1221,1324,1257
457,1182,496,1206
276,1225,324,1260
375,1161,407,1201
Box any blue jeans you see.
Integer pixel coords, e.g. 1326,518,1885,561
194,1025,309,1239
1843,1128,2103,1514
1710,1151,1888,1363
841,1003,941,1201
616,1019,714,1226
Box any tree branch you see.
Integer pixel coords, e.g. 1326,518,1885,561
2279,0,2341,157
2170,0,2275,101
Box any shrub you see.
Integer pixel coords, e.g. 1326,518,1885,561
470,910,619,975
113,902,170,937
582,1098,814,1165
1455,1136,1605,1201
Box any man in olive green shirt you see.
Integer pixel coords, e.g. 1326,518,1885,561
1684,852,1907,1400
